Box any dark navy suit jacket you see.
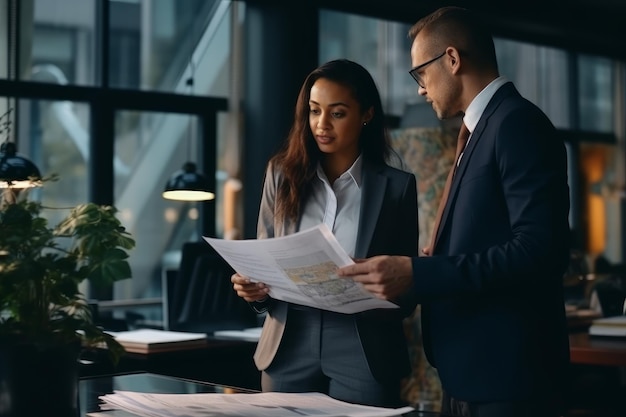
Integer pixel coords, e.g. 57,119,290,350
412,82,571,402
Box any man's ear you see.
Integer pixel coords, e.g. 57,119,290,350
448,46,462,75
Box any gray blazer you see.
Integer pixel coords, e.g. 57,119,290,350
253,159,419,382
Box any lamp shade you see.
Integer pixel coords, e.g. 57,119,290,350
0,142,42,188
162,161,215,201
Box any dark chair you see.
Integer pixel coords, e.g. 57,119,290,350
592,274,626,317
167,241,258,334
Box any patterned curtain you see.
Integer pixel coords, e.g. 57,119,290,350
390,119,461,410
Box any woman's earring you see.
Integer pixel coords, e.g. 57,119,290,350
363,122,368,126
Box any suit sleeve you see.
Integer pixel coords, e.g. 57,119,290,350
256,162,277,240
249,162,277,313
392,172,420,316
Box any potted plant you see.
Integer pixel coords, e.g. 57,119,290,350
0,190,135,416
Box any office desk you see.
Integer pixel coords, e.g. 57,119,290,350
82,337,260,390
566,333,626,417
79,372,441,417
569,332,626,366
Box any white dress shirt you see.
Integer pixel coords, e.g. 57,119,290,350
299,155,362,257
458,76,509,166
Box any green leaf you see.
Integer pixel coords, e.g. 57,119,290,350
0,196,135,365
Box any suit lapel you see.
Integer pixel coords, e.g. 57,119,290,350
435,83,517,246
355,163,386,258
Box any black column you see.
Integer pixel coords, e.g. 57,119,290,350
242,0,318,238
200,112,217,238
88,97,114,302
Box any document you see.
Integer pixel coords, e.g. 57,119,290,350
589,315,626,337
99,390,414,417
203,224,398,314
106,329,208,353
213,327,263,342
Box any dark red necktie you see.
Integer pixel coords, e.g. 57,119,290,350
428,123,470,253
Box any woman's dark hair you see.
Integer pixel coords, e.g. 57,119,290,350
271,59,391,221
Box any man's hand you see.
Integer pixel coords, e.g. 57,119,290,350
231,273,270,302
337,256,413,300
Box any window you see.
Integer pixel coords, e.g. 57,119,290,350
319,9,415,117
3,0,234,327
578,55,614,132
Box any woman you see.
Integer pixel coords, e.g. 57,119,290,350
231,59,418,407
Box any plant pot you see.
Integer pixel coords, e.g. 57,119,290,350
0,340,80,417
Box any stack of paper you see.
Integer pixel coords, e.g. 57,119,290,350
108,329,208,354
589,315,626,337
213,327,263,342
99,390,414,417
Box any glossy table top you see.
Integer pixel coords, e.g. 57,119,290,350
79,372,442,417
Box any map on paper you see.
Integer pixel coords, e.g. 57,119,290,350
281,255,372,308
203,224,398,314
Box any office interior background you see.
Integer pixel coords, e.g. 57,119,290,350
1,0,625,326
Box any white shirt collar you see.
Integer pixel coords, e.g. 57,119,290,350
316,154,363,188
463,76,508,133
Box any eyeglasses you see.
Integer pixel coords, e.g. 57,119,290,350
408,51,446,88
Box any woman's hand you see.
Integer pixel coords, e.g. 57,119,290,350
231,273,270,302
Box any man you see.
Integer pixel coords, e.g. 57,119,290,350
338,6,571,417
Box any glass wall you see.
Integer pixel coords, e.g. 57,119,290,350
108,0,229,94
578,55,614,133
113,110,203,305
2,0,235,326
494,39,571,129
22,0,229,94
29,0,97,85
16,98,90,224
319,10,415,117
318,10,576,130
